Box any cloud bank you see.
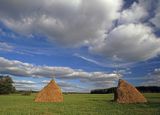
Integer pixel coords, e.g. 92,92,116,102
0,56,120,90
90,23,160,61
0,0,122,47
13,79,85,92
1,0,160,62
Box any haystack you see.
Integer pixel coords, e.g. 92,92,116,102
34,80,63,102
114,79,147,103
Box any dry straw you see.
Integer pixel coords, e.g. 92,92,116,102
114,79,147,103
34,80,63,102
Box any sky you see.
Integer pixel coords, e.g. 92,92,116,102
0,0,160,92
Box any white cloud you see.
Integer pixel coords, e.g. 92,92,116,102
13,79,85,92
74,53,113,68
0,0,159,62
90,23,160,61
0,56,121,90
114,69,132,75
150,0,160,29
0,0,122,47
74,53,135,68
57,80,86,92
0,42,14,52
151,13,160,28
14,84,39,91
119,2,148,24
14,80,36,85
41,80,82,89
13,80,38,91
41,80,50,84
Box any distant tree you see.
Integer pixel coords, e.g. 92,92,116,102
0,75,16,94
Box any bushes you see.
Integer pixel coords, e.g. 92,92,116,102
0,76,15,94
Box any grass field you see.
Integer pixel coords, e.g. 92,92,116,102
0,93,159,115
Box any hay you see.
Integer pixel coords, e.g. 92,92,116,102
34,80,63,102
114,79,147,103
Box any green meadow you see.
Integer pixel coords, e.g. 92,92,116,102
0,93,159,115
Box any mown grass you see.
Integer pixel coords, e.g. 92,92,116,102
0,93,159,115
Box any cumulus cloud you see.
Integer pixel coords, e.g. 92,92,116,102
0,0,122,47
0,0,159,62
90,23,160,61
119,0,158,24
151,13,160,29
0,56,120,90
150,0,160,29
118,2,148,24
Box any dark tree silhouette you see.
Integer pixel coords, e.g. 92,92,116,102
91,86,160,94
0,75,15,94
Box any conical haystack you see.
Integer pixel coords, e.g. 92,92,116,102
34,80,63,102
114,79,147,103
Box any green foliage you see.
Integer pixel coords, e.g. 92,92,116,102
0,75,15,94
0,93,159,115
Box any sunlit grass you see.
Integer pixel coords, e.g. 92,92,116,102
0,93,159,115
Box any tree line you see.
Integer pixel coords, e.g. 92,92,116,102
91,86,160,94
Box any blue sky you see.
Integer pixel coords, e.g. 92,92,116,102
0,0,160,92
